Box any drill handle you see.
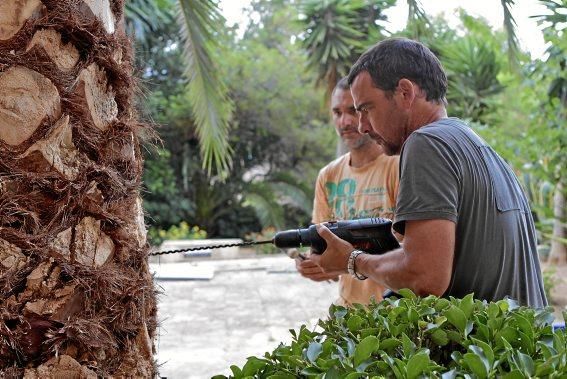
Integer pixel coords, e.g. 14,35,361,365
311,217,399,254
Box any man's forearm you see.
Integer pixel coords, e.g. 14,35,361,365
355,247,447,297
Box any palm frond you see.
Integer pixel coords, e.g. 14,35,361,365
442,36,505,121
243,171,314,229
299,0,393,96
125,0,174,43
531,0,567,101
243,182,285,229
300,0,365,88
177,0,233,176
406,0,429,24
405,0,430,39
268,172,314,213
500,0,520,67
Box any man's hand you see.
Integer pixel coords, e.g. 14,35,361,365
307,224,353,276
295,257,338,282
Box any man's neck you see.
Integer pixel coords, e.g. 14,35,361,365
349,143,382,168
407,103,448,135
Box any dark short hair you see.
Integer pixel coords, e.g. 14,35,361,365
332,76,350,96
347,38,447,103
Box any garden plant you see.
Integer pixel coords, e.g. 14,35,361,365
217,291,567,378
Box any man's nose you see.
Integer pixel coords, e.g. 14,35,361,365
339,113,355,128
357,113,370,134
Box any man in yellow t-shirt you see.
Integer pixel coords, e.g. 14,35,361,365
295,77,399,307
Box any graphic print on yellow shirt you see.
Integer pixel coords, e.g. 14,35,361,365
325,179,394,220
312,152,399,307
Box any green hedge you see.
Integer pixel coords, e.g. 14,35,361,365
215,290,566,378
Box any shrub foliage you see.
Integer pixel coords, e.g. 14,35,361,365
216,290,567,378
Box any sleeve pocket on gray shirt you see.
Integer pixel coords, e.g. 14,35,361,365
478,146,527,212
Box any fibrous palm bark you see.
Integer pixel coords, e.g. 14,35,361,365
0,0,156,377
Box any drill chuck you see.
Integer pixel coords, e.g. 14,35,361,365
272,217,399,255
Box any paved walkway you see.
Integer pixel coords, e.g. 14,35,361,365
152,255,338,379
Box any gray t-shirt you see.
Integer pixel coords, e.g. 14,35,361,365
393,118,547,308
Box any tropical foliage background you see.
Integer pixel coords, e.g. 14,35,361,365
125,0,565,263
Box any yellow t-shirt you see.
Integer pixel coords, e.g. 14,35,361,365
312,152,399,307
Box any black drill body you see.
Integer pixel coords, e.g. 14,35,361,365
273,217,399,254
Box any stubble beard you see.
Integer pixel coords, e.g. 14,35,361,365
367,132,400,156
345,133,373,150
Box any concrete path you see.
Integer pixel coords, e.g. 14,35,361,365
153,255,338,378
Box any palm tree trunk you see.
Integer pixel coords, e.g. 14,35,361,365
0,1,156,377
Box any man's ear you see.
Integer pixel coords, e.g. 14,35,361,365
395,78,416,109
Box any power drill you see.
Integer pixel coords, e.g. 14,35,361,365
150,217,399,257
273,217,399,254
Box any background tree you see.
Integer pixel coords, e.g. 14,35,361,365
140,0,334,239
439,12,507,123
531,0,566,264
0,0,155,376
298,0,395,100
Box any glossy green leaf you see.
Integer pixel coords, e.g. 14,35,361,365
300,367,322,376
476,322,490,342
450,351,463,364
487,302,500,319
431,329,449,346
468,345,490,372
465,321,474,337
496,327,518,346
517,330,535,355
515,351,535,376
408,308,420,323
447,330,463,343
401,333,416,357
354,336,379,366
463,353,488,378
323,367,341,379
441,369,457,379
318,358,340,370
446,305,467,333
333,306,348,320
406,352,431,379
267,373,297,379
459,293,475,318
534,308,555,327
230,365,242,378
379,338,402,352
470,338,494,366
343,338,355,357
434,298,451,311
241,357,268,376
360,328,380,339
347,315,365,332
514,314,535,338
501,370,525,379
398,288,417,300
344,373,364,379
535,359,556,377
307,342,323,363
505,298,519,311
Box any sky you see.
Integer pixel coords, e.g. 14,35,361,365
219,0,551,59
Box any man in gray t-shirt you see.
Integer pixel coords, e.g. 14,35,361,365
395,118,546,307
309,38,547,308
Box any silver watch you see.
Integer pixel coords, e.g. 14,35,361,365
347,250,367,280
